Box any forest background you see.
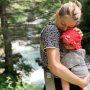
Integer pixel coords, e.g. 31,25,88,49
0,0,90,90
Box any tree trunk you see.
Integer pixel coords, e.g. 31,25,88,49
0,5,13,73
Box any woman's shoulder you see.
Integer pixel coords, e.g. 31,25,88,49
41,21,59,34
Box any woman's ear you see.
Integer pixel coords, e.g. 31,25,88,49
56,9,60,16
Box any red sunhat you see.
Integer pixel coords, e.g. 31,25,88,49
60,28,82,49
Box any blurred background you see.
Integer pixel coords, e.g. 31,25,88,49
0,0,90,90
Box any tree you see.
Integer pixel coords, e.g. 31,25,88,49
0,0,13,73
79,0,90,54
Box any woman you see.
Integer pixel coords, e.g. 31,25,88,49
40,0,89,90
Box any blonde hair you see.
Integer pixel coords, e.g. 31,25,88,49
59,0,82,22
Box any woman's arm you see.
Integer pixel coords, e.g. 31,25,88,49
46,48,89,88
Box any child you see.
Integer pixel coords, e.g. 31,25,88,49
60,28,89,90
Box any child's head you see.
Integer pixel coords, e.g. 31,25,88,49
60,28,82,50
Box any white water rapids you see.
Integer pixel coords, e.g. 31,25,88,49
12,40,45,87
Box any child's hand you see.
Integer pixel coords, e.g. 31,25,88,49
83,73,90,87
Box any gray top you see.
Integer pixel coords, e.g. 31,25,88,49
61,49,86,68
61,49,89,78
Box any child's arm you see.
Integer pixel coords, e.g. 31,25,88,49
61,79,70,90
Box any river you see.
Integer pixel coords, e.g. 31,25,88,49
12,40,45,87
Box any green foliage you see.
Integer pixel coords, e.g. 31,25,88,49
11,53,22,66
0,73,18,90
79,4,90,32
1,0,62,40
27,0,61,20
0,73,42,90
81,0,90,31
0,0,10,6
14,58,33,76
79,0,90,53
82,33,90,54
